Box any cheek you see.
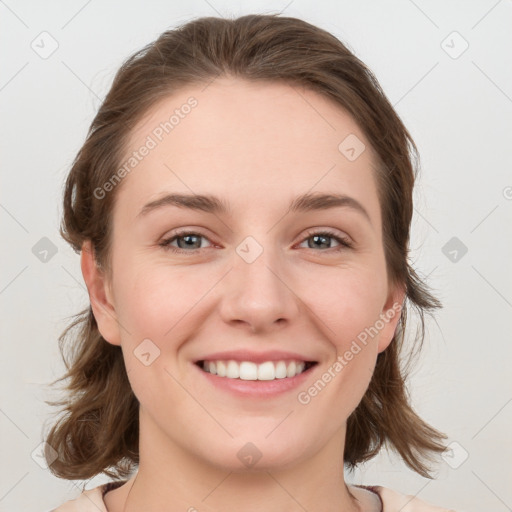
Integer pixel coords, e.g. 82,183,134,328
315,265,388,343
113,260,212,340
313,267,385,400
113,263,200,407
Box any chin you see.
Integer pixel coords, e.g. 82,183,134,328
199,435,312,473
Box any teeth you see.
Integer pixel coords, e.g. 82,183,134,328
275,361,287,379
201,359,309,380
226,360,239,378
258,361,276,380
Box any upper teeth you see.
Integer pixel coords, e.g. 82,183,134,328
202,360,307,380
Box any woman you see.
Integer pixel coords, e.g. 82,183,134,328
46,14,456,511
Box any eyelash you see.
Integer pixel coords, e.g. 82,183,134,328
158,228,353,254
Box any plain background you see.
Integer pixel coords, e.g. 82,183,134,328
1,1,511,511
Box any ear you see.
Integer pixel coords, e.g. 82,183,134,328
377,281,406,354
80,240,121,346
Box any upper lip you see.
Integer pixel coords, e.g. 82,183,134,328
194,350,318,364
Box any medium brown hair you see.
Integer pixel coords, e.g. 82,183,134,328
45,13,447,481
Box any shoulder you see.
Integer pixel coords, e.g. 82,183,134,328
365,484,458,512
50,484,108,512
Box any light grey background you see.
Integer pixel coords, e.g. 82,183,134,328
1,1,511,511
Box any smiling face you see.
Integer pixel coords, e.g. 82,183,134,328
82,77,404,473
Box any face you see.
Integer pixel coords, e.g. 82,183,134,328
82,77,404,472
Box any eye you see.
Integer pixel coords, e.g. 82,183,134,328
158,228,353,254
298,229,353,251
159,230,212,253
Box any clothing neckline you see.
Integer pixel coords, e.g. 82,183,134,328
100,480,383,511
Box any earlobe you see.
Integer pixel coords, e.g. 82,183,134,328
80,240,121,346
377,283,406,353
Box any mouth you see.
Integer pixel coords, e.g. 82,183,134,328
195,359,318,381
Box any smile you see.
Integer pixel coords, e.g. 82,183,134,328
197,359,317,381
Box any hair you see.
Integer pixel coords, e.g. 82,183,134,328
44,13,447,481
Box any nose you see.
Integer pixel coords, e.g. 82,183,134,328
218,242,301,334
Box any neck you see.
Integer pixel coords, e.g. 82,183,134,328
113,414,361,512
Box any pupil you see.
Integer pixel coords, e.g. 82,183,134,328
179,235,200,249
311,235,329,249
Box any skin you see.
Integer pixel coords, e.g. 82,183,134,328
81,77,405,512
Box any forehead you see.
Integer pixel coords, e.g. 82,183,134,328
115,77,381,224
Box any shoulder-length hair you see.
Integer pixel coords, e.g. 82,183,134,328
45,13,447,480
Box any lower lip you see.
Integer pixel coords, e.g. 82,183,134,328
193,362,317,398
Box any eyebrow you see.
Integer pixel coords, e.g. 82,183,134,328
136,192,371,223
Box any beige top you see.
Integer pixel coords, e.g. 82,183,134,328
51,481,457,511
